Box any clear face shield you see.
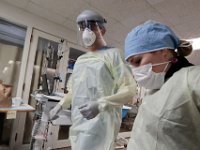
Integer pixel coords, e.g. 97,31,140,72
77,21,106,49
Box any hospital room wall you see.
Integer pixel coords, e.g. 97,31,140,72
0,2,83,148
0,1,77,45
187,50,200,65
0,1,84,97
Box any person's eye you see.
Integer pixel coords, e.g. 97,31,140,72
135,60,141,65
81,26,86,31
133,59,141,66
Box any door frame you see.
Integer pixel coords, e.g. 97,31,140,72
14,29,70,149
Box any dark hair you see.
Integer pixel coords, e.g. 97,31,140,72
177,40,193,56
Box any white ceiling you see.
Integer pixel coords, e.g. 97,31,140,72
2,0,200,49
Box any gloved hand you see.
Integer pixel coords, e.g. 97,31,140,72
49,104,62,120
79,101,100,120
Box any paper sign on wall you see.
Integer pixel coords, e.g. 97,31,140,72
6,111,17,119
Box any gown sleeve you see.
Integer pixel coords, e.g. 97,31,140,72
97,49,137,111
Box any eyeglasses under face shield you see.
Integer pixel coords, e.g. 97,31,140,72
78,21,105,31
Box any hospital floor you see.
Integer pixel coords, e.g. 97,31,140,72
56,141,128,150
56,148,126,150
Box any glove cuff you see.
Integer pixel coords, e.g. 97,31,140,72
98,98,108,112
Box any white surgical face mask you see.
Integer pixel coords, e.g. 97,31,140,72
132,61,170,90
82,28,96,47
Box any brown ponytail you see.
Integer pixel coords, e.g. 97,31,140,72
177,40,193,56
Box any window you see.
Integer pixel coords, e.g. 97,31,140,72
0,18,26,146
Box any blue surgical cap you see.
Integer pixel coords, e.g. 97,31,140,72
125,20,180,61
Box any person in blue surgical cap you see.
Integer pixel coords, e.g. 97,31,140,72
124,20,200,150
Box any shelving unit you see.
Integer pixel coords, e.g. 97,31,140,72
0,104,35,112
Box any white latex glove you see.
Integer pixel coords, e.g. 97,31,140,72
79,101,99,120
49,104,62,120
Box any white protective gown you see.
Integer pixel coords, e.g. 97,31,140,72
128,66,200,150
61,48,136,150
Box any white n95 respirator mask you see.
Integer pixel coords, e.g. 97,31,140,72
132,61,170,90
82,28,96,47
